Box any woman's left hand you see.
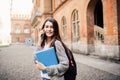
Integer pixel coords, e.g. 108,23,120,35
36,60,46,71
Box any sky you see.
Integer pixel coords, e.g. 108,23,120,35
0,0,11,44
0,0,33,45
11,0,33,14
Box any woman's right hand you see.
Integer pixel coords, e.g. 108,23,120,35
39,29,45,37
39,29,45,43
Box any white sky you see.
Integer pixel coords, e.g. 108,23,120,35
0,0,33,44
0,0,11,40
11,0,33,14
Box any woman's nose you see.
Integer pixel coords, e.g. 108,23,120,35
47,27,51,30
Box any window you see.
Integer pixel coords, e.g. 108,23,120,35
55,0,60,8
24,25,30,33
61,16,67,41
55,0,58,8
15,26,21,33
72,10,80,40
24,27,30,33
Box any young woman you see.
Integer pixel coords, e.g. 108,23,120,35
35,17,69,80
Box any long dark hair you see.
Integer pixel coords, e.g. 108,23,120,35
40,17,63,48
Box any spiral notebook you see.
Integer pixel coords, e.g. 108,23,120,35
35,47,58,74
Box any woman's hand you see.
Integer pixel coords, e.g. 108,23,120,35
35,60,46,71
39,29,45,44
39,29,45,37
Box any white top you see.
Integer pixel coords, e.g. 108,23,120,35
40,42,51,79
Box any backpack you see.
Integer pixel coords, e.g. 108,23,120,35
52,41,77,80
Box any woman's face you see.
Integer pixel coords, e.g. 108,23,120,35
44,21,54,38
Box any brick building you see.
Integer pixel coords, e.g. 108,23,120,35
11,14,33,44
31,0,120,60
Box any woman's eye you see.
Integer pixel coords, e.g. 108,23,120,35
45,25,48,28
50,26,53,28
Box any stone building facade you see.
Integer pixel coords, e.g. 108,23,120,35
11,14,33,44
31,0,120,60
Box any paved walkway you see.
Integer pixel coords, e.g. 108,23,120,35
74,53,120,76
0,44,120,80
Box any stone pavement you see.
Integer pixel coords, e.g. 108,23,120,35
73,53,120,80
74,53,120,76
0,44,120,80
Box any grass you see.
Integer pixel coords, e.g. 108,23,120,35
0,44,10,48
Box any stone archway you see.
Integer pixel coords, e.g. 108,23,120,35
87,0,103,54
117,0,120,45
117,0,120,60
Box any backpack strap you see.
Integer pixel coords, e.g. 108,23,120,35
52,40,75,66
52,40,70,59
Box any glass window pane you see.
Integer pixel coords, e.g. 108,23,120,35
15,27,20,33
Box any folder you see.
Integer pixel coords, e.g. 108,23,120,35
35,47,58,74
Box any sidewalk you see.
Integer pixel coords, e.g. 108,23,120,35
73,53,120,76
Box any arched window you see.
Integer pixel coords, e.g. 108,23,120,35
55,0,59,8
15,25,21,33
24,27,30,33
24,25,30,33
72,9,80,41
61,16,67,41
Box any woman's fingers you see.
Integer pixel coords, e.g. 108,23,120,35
40,29,45,35
35,60,39,64
36,61,46,70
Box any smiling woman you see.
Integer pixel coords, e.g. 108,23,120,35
34,17,71,80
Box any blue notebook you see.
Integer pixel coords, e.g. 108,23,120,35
35,47,58,74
